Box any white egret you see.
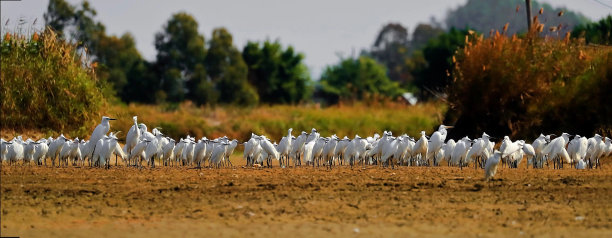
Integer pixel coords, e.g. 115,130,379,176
334,137,350,165
223,139,239,167
587,134,605,169
322,135,339,168
82,116,116,163
276,128,293,167
442,139,456,166
567,135,588,165
193,138,208,168
484,151,502,181
130,138,150,168
162,138,175,166
413,131,429,165
210,141,229,168
290,132,307,166
123,116,140,156
259,136,280,167
427,125,452,165
450,137,471,168
531,134,548,168
5,137,24,165
32,139,49,165
519,141,536,168
542,133,572,169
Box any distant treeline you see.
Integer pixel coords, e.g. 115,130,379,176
40,0,606,106
1,0,611,139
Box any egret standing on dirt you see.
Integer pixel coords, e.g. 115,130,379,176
428,125,452,165
277,128,293,167
484,151,502,181
84,116,116,163
124,116,140,156
413,131,429,165
541,133,571,169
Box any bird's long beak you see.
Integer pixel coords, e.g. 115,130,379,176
109,118,117,121
445,126,454,129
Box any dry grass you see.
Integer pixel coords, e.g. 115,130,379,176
1,101,445,142
104,101,445,142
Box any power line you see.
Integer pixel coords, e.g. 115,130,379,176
591,0,612,9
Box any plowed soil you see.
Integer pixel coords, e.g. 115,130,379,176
1,159,611,237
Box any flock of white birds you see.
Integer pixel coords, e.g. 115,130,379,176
2,116,612,180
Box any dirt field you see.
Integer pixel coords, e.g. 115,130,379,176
1,158,611,237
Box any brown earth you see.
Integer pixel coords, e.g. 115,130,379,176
1,158,611,237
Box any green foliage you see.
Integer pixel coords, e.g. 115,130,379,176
0,29,106,135
96,33,146,99
204,28,258,106
319,56,402,104
445,26,612,139
369,23,412,85
445,0,589,36
43,0,75,37
414,28,476,98
155,12,207,103
44,0,154,103
365,23,444,95
242,40,312,104
572,15,612,45
410,23,445,51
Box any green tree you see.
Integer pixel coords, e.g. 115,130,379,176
205,27,258,106
572,15,612,45
44,0,155,103
154,12,207,102
410,23,444,51
242,40,312,104
369,23,412,85
43,0,75,38
319,56,402,104
414,28,476,98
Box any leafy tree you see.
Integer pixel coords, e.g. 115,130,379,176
369,23,411,85
410,23,444,50
121,60,159,103
445,0,588,36
70,1,105,52
319,56,402,104
43,0,75,37
572,15,612,45
205,27,258,106
154,12,207,102
414,28,476,98
242,40,312,104
44,0,156,103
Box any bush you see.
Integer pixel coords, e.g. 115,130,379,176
445,23,612,139
105,101,445,143
0,28,106,136
572,15,612,45
319,56,403,104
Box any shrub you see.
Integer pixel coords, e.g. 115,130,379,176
445,23,612,139
1,28,106,136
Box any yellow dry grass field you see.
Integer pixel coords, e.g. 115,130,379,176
1,157,611,237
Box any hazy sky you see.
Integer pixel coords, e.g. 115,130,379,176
2,0,610,77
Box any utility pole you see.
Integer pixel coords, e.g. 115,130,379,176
525,0,532,30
